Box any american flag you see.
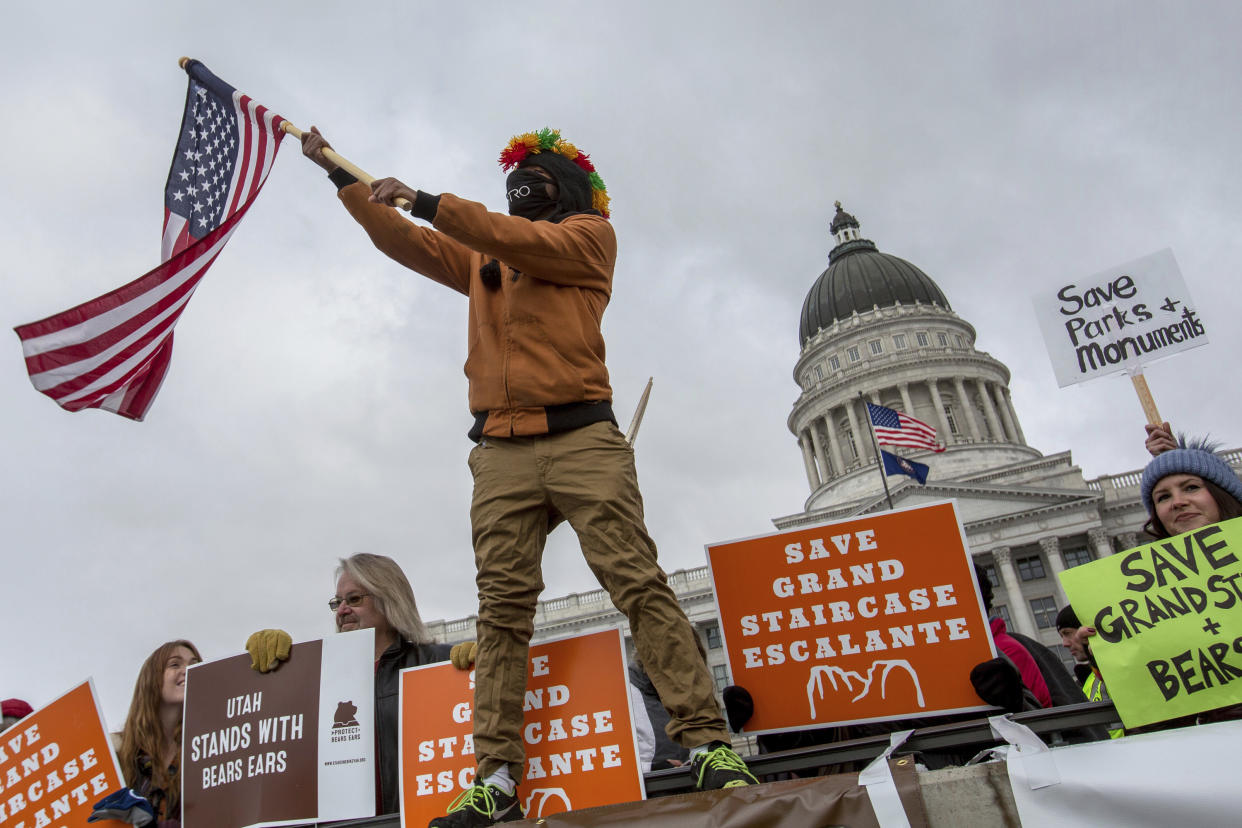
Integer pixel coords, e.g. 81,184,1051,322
867,402,945,453
14,60,285,420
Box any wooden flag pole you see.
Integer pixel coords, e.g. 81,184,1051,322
178,57,412,211
277,122,413,213
1129,369,1162,426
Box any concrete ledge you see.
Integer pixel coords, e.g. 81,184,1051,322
919,762,1020,827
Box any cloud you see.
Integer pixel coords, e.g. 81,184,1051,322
3,1,1241,731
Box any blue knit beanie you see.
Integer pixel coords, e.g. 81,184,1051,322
1139,437,1242,516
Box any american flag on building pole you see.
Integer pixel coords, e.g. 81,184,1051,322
14,59,286,420
866,402,945,453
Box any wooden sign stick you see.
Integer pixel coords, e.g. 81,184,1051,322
1130,369,1162,426
625,377,654,446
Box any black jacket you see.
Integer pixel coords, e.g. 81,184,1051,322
376,639,453,814
1008,631,1109,743
627,661,689,770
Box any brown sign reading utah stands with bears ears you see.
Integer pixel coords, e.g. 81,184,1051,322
181,631,377,828
707,501,995,733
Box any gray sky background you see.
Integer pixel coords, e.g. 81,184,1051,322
4,2,1241,730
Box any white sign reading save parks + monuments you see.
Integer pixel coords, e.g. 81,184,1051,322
1032,248,1207,387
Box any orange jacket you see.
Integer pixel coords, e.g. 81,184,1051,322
337,183,617,438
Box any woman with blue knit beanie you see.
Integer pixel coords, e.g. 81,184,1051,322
1069,436,1242,732
1139,436,1242,538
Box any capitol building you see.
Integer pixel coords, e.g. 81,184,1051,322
426,203,1241,690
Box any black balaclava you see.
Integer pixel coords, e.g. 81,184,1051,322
510,151,598,222
505,167,560,220
485,150,601,288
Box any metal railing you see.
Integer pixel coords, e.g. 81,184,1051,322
645,700,1118,794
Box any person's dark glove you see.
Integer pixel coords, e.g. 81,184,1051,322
722,685,755,732
89,788,155,825
970,657,1025,713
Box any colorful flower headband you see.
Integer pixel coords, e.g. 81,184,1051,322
498,128,610,218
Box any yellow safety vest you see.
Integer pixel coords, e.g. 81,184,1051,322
1083,672,1125,739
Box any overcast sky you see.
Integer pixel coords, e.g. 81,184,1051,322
5,2,1241,729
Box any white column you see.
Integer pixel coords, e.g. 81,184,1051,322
844,401,865,467
1039,536,1069,606
824,412,845,475
1088,527,1114,559
808,425,829,484
973,377,1003,439
926,379,953,444
968,379,998,439
993,547,1039,637
898,382,915,416
993,384,1018,443
800,431,821,490
1002,386,1026,445
855,397,877,464
1118,532,1140,553
952,376,982,441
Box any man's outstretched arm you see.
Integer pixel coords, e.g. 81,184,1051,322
302,127,475,295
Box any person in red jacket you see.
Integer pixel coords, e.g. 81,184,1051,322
967,564,1093,718
302,127,754,827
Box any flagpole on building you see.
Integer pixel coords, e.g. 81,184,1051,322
860,392,895,511
179,58,414,213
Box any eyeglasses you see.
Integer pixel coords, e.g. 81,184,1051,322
328,593,370,612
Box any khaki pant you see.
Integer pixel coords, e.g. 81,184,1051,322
467,421,729,781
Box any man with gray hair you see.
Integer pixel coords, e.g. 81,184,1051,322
248,553,462,815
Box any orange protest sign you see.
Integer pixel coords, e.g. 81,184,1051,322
0,680,126,828
707,501,994,732
399,629,643,825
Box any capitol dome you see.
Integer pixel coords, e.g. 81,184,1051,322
799,203,951,346
786,201,1040,507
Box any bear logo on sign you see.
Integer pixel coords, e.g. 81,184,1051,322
333,700,360,728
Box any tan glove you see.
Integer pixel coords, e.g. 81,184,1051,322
450,641,477,670
246,629,292,672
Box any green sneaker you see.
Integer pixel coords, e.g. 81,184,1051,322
428,782,523,826
692,741,759,790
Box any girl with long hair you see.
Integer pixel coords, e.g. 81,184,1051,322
116,640,201,824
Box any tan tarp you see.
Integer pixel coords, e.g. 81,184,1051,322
515,760,928,827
